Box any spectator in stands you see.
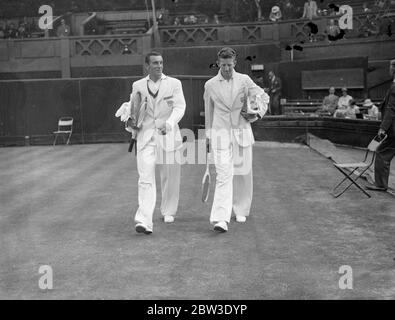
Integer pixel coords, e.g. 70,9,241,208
213,14,220,24
363,98,379,120
378,16,392,38
302,0,318,20
5,22,18,39
184,15,197,25
24,19,37,38
56,19,71,37
282,0,299,20
337,87,353,109
17,21,27,39
359,14,379,37
173,17,181,26
317,86,339,115
268,71,282,115
157,12,164,26
303,21,319,42
344,99,360,119
269,6,283,22
254,0,263,21
325,19,341,41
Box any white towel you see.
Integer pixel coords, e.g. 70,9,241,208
115,101,131,122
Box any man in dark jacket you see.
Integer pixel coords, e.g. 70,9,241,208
268,71,282,115
366,59,395,191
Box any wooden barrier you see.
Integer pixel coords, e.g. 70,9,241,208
0,33,152,79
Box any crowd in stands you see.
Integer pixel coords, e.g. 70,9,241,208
317,87,380,120
0,19,42,39
1,0,394,38
165,0,395,26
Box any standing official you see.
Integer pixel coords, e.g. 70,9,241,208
130,51,186,234
367,59,395,192
204,47,269,233
268,71,282,115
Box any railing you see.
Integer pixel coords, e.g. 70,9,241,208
159,10,395,46
71,34,146,56
0,33,152,77
1,10,394,78
159,21,278,46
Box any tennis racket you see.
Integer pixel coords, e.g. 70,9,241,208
201,139,211,202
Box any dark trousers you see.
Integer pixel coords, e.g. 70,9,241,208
270,94,281,115
374,134,395,188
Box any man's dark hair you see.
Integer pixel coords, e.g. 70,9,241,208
145,51,162,64
217,47,236,60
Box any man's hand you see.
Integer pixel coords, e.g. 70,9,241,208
378,128,386,138
158,122,172,135
241,111,258,122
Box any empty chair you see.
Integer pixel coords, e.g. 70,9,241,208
331,134,387,198
53,117,73,146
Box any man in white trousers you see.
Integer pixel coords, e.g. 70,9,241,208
130,51,186,234
204,47,269,233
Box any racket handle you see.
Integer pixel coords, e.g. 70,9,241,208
128,138,136,153
206,138,210,154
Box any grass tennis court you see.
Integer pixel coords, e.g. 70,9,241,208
1,143,394,299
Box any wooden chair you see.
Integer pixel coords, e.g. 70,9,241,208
53,117,73,146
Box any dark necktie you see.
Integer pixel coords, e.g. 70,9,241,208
147,82,159,99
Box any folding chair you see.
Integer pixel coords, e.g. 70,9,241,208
331,134,387,198
53,117,73,146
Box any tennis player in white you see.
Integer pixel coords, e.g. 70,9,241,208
203,47,269,232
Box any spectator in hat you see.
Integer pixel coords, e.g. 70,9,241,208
363,98,379,120
184,14,197,24
268,6,281,22
337,87,353,109
269,6,282,22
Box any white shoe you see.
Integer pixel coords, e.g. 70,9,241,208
235,216,246,223
213,221,228,233
135,223,152,234
164,215,175,223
